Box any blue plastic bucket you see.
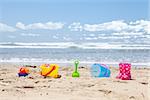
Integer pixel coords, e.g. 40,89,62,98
91,64,111,77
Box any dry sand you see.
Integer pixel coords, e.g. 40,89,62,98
0,63,150,100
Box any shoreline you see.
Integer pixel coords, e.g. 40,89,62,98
0,62,150,68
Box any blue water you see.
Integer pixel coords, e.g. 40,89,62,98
0,48,149,66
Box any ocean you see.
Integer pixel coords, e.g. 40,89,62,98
0,42,149,67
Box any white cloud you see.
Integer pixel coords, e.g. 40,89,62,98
112,32,144,36
63,36,71,41
21,33,40,37
89,33,95,37
128,20,150,33
52,35,59,39
138,20,150,34
97,36,131,39
0,23,16,32
69,20,150,35
68,22,82,31
16,22,64,30
84,20,128,32
16,22,26,30
84,37,98,40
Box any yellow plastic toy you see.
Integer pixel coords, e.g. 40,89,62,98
40,64,61,78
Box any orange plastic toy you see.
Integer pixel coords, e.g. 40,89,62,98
18,67,29,77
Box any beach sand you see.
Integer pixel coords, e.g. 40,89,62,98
0,63,150,100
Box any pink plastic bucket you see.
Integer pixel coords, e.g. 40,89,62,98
116,63,131,80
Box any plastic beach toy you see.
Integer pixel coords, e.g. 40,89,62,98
18,67,29,77
91,64,111,77
72,60,80,77
40,64,61,78
116,63,131,80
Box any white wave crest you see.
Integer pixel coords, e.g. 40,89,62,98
0,42,150,49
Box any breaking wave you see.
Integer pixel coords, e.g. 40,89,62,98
0,42,150,49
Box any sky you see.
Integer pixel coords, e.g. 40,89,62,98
0,0,149,24
0,0,149,44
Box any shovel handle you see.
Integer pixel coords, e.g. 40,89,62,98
74,60,79,72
